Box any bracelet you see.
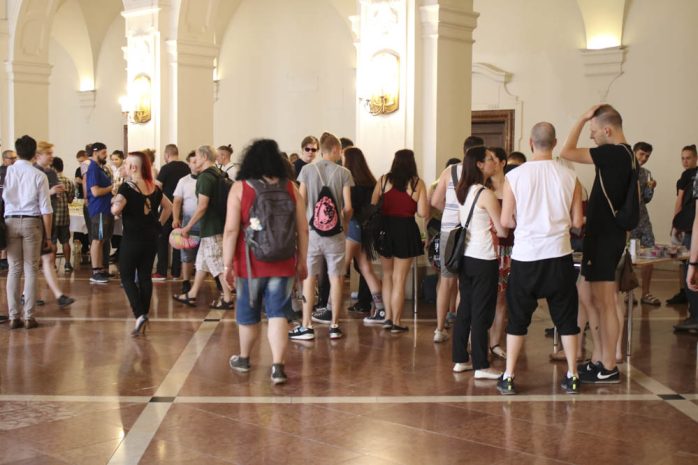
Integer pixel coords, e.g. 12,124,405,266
690,262,698,267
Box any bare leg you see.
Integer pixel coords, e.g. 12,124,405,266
62,241,71,267
182,262,193,281
329,275,344,326
185,270,209,299
615,292,625,362
41,254,64,299
90,239,103,269
356,250,381,293
215,272,233,302
380,257,394,321
560,335,579,376
268,317,288,364
391,258,414,326
580,279,602,363
436,276,457,332
489,291,507,351
238,323,260,358
302,275,316,328
504,334,524,377
641,265,653,297
590,281,620,370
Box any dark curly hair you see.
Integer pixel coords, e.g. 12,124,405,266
236,139,289,180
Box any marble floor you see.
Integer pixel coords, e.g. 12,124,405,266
0,266,697,465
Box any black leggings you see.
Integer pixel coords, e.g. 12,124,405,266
119,239,157,318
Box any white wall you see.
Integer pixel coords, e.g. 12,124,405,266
472,0,698,242
213,0,356,158
49,13,125,178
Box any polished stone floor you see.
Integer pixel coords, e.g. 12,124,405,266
0,266,697,465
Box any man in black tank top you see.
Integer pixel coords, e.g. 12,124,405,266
560,104,631,385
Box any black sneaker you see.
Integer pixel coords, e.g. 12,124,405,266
57,295,75,309
64,263,74,273
289,325,315,341
329,325,343,339
561,374,580,394
90,272,109,284
36,299,45,306
271,363,288,384
581,363,620,384
577,359,599,376
348,302,370,313
666,291,687,305
311,308,332,325
228,355,251,373
390,324,408,333
497,375,516,395
382,319,393,329
673,318,698,331
363,310,386,325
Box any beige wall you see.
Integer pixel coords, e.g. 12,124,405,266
473,0,698,242
213,0,356,158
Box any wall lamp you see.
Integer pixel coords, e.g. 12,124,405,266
359,50,400,116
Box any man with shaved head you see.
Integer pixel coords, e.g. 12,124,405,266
560,104,634,385
498,122,584,395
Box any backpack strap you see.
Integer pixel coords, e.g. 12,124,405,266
312,163,326,186
598,144,636,216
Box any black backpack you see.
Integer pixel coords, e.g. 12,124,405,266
598,144,640,231
309,164,343,236
244,179,297,306
204,168,234,222
673,172,696,232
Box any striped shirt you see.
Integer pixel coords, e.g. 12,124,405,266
441,164,462,232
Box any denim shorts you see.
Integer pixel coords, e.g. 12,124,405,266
347,218,362,243
235,277,293,325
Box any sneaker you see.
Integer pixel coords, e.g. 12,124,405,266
329,325,343,339
228,355,250,373
475,368,503,380
452,362,473,373
382,319,393,329
433,328,449,343
64,263,74,273
311,308,332,325
363,310,386,325
289,325,315,341
348,302,371,313
666,291,687,305
390,324,408,333
271,364,288,384
24,318,39,330
9,319,23,330
497,375,516,395
561,374,580,394
57,295,75,309
151,273,167,282
580,363,620,384
577,359,599,376
673,317,698,331
90,272,108,284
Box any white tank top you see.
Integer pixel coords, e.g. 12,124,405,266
460,184,496,260
507,160,577,261
441,164,462,232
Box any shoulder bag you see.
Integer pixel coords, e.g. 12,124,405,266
443,187,484,274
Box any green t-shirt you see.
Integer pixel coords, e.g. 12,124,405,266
196,166,225,238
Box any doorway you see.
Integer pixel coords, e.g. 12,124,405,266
471,110,515,154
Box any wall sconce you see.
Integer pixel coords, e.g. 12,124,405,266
359,50,400,116
130,73,152,124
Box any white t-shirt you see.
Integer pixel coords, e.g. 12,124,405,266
442,164,462,232
460,184,496,260
173,174,197,218
506,159,577,262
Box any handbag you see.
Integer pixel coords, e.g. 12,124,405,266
616,248,639,292
443,187,484,274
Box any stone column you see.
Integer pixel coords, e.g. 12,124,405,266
5,61,52,141
0,14,9,145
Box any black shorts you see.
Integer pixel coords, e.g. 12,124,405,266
51,225,70,244
506,255,580,336
90,213,114,242
581,232,625,282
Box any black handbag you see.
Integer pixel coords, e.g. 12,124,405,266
616,248,639,292
361,177,389,260
443,187,484,274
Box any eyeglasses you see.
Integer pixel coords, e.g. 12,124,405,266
304,147,318,153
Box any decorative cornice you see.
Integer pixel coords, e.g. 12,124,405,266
472,63,511,84
5,61,52,85
78,90,96,109
166,40,218,69
579,46,625,77
420,4,478,42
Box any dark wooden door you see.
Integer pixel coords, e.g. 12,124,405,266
471,110,515,154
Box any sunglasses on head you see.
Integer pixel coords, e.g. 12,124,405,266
304,147,318,153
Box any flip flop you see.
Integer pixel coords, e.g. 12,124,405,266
490,345,507,359
173,292,196,307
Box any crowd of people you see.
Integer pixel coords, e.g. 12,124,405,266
2,103,697,392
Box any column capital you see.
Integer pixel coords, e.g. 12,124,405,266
166,40,218,69
579,46,625,77
419,3,478,42
5,60,52,85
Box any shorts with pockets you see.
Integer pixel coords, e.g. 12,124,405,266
307,230,346,278
89,213,114,243
235,277,293,325
195,235,224,277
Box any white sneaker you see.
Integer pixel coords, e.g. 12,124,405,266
433,329,449,343
474,368,503,380
453,362,473,373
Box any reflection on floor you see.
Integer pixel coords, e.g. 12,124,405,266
0,268,696,465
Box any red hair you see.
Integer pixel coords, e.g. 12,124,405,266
129,151,154,188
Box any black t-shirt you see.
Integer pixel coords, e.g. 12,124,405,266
351,184,375,222
74,166,84,199
586,143,633,235
118,182,163,242
676,167,697,199
293,159,307,178
157,160,191,200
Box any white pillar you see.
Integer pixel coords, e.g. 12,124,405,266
5,61,52,141
0,14,9,146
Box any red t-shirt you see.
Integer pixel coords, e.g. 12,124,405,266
233,180,297,278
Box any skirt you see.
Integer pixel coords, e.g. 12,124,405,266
379,216,424,259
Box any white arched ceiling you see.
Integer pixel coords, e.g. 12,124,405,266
52,0,94,89
74,0,122,66
576,0,626,49
8,0,61,63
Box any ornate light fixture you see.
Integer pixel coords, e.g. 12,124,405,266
360,50,400,116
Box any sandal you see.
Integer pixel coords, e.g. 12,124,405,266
641,293,661,306
490,345,507,360
173,292,196,307
210,297,234,310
